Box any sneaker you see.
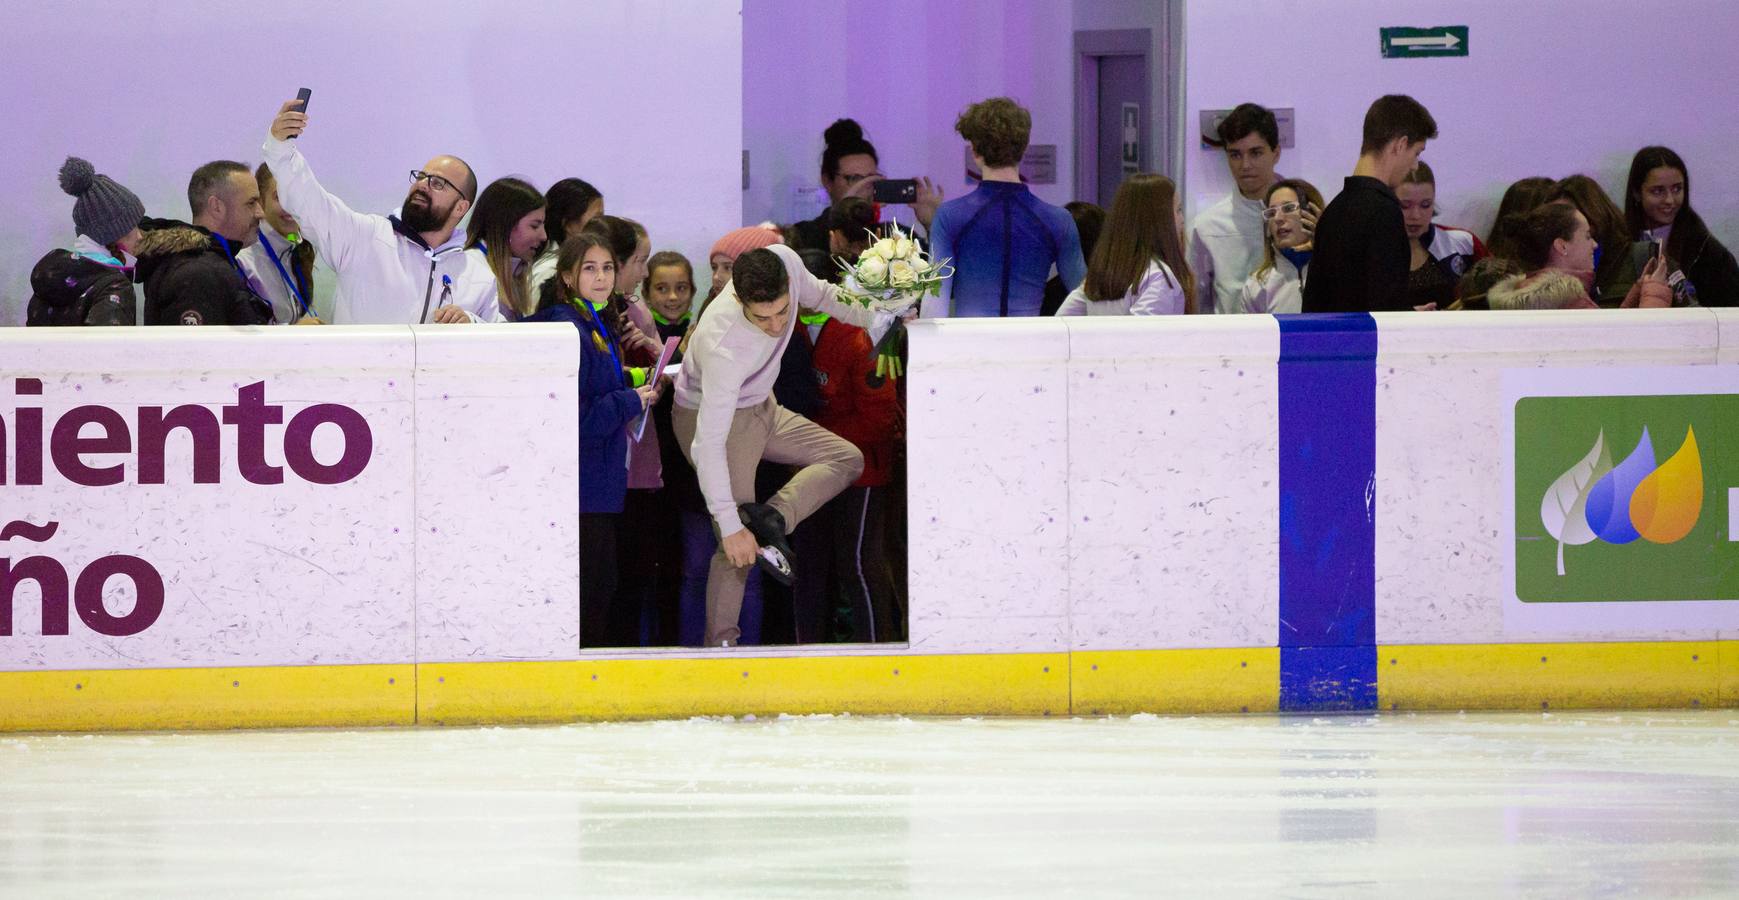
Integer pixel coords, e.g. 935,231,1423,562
738,502,796,586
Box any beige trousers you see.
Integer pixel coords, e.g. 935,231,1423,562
672,397,864,645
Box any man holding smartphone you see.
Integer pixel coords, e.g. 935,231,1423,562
261,96,499,324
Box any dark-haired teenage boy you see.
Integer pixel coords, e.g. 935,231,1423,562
1303,95,1439,313
671,245,888,647
1188,103,1294,314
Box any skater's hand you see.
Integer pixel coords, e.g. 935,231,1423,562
722,529,758,568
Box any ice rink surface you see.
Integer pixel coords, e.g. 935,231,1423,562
3,711,1737,898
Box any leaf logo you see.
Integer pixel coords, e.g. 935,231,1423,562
1539,425,1704,576
1540,430,1610,576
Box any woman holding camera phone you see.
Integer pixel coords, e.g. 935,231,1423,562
1238,179,1323,315
1624,146,1739,307
786,119,942,253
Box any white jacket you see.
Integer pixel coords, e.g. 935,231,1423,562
236,222,337,324
1237,254,1307,314
259,135,498,324
527,245,560,305
1422,224,1484,278
1056,259,1186,316
1187,190,1267,314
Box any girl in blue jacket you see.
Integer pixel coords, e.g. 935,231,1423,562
526,230,662,647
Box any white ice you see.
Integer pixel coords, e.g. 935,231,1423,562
2,711,1737,898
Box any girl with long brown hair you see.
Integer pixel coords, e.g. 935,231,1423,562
1058,173,1195,315
464,177,546,320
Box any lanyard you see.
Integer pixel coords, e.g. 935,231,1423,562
210,232,248,281
256,228,313,319
574,297,624,384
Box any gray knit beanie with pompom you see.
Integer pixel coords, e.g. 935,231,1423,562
60,157,145,247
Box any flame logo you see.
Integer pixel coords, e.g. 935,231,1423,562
1539,426,1703,575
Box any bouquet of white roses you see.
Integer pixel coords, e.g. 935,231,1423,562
834,223,952,379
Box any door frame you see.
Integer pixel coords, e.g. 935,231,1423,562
1074,28,1151,205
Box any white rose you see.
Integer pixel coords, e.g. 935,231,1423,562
859,255,889,285
891,237,913,260
889,259,917,288
873,238,898,261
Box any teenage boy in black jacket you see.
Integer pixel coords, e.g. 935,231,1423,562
1303,95,1438,313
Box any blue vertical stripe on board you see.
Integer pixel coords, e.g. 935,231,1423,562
1276,313,1379,712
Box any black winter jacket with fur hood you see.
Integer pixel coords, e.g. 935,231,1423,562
134,218,273,326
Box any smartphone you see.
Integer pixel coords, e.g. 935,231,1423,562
873,178,918,205
290,88,312,139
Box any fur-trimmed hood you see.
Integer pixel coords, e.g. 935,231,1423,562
133,218,218,258
1487,269,1593,311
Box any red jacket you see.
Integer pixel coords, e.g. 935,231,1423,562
808,318,903,487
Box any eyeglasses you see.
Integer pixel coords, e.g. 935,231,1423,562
1261,201,1302,221
410,170,466,198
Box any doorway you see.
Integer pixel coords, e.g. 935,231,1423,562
1075,25,1177,208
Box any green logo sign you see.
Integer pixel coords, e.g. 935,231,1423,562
1381,26,1469,59
1514,394,1735,602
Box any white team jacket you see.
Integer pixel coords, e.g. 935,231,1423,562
1187,190,1268,315
260,135,498,324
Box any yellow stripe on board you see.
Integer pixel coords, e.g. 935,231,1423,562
2,640,1735,733
0,664,414,733
1719,639,1739,708
1378,641,1727,711
1072,648,1280,715
417,652,1069,725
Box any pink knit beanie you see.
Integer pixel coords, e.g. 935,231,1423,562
710,224,784,262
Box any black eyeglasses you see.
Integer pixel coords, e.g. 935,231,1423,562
410,170,469,200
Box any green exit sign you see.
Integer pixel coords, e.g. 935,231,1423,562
1381,26,1469,58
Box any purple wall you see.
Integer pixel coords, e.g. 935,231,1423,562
0,0,742,324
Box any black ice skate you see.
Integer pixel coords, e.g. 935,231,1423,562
738,502,795,586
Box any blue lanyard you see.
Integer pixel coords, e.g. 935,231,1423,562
210,232,247,280
256,228,313,319
574,297,624,383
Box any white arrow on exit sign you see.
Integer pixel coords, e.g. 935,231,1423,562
1389,33,1461,49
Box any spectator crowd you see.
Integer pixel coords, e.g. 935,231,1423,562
26,93,1736,647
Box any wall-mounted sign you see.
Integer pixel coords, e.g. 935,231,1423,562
1380,26,1469,59
1121,103,1141,174
1198,107,1296,150
963,145,1058,185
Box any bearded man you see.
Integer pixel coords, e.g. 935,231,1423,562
262,98,499,324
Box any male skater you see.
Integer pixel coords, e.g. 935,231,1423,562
672,245,888,647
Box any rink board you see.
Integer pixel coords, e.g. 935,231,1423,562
3,313,1738,731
